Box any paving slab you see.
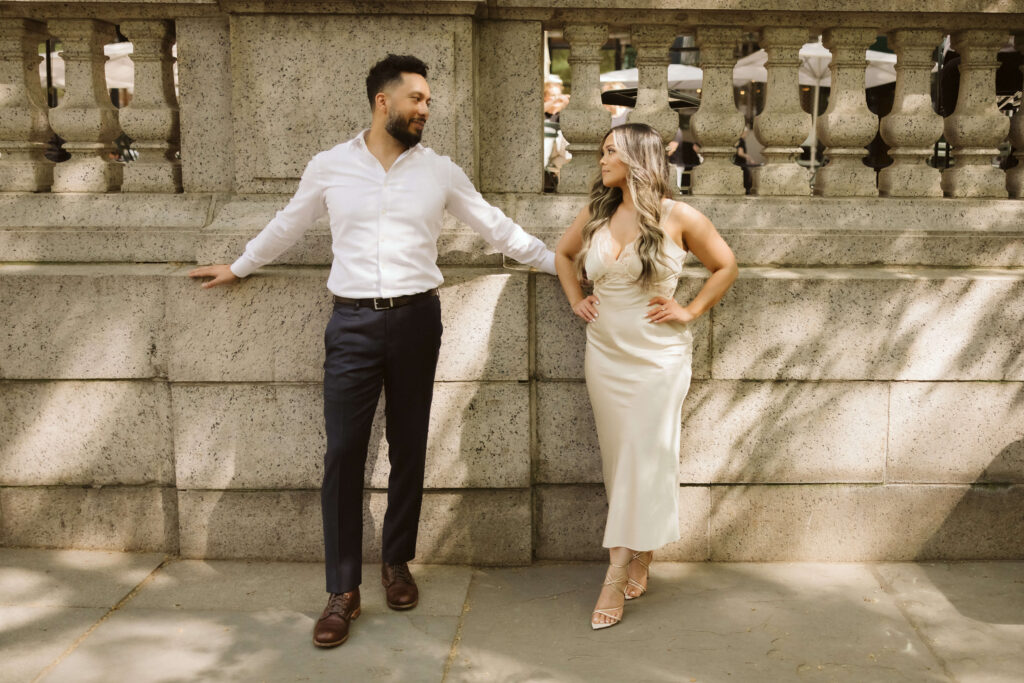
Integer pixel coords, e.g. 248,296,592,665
39,608,457,683
36,560,471,683
0,549,166,608
875,562,1024,683
125,560,473,617
0,605,107,683
449,563,948,683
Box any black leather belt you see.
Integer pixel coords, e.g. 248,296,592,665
333,289,438,311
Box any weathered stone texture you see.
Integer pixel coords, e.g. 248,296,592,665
0,264,172,380
0,381,173,486
231,14,474,193
679,380,888,483
166,267,332,383
888,382,1024,484
534,485,709,561
477,20,543,193
0,486,178,552
713,268,1024,381
172,380,529,490
178,489,530,564
177,16,233,193
711,484,1024,561
435,269,530,381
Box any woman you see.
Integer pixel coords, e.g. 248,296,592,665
555,123,737,630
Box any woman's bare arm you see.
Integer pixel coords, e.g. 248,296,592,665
556,207,600,323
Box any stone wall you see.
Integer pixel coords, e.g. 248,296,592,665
1,0,1023,562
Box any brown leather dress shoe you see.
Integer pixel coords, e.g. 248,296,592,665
381,562,418,610
312,588,360,648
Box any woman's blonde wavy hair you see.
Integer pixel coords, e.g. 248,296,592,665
574,123,673,291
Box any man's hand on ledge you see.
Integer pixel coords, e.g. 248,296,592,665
189,264,239,289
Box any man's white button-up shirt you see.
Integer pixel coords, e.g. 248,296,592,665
230,131,556,297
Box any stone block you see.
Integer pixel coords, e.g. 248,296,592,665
0,264,173,380
535,382,601,484
534,484,709,561
177,17,233,193
0,486,178,552
710,484,1024,561
0,380,173,486
231,14,474,192
888,382,1024,484
196,195,332,266
169,267,527,383
172,381,529,489
365,381,531,488
535,271,711,380
679,380,887,483
712,267,1024,381
166,267,332,382
435,269,529,381
172,383,323,490
477,20,543,193
0,194,206,262
178,489,531,564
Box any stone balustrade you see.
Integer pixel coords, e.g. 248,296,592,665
0,5,1021,199
1,1,1023,564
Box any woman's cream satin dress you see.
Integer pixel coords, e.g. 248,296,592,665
583,210,693,551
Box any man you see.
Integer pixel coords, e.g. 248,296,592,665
190,54,555,648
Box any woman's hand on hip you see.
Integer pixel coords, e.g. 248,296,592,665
646,296,694,324
572,295,600,323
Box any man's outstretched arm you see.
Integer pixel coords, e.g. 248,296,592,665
189,154,328,289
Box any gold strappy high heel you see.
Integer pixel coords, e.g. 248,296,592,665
625,551,652,600
591,562,629,630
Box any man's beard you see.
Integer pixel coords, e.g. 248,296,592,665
386,110,424,148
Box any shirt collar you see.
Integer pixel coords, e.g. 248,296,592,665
354,129,423,156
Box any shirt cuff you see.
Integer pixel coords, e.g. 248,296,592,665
229,255,260,279
537,250,557,276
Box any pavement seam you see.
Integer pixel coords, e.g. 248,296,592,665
441,568,477,682
867,563,959,683
31,555,174,683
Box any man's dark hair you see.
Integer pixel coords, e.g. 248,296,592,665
366,54,429,110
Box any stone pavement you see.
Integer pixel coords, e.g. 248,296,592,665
2,549,1022,683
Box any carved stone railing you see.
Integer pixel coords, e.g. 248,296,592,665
1,4,1023,201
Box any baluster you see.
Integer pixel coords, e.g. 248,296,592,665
879,29,944,197
629,25,678,143
47,19,122,192
690,26,745,195
752,26,812,196
558,24,609,194
941,30,1010,198
814,27,879,197
0,19,54,191
119,20,180,192
1008,34,1024,198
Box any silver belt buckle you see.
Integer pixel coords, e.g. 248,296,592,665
373,297,394,310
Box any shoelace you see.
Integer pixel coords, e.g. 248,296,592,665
326,592,352,615
390,563,413,584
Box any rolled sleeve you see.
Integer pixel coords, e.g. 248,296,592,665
230,155,327,278
444,161,556,275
